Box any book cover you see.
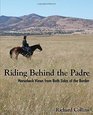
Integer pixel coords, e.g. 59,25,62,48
0,0,93,114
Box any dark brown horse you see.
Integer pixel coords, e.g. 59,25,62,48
10,44,42,59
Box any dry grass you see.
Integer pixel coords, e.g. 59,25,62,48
0,34,93,115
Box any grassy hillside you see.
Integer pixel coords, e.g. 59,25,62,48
0,34,93,115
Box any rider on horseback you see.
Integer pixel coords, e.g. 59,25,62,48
22,36,30,52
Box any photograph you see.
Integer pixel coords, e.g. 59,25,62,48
0,0,93,114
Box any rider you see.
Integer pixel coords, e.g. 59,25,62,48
22,36,30,52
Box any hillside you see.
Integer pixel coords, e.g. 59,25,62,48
0,14,93,35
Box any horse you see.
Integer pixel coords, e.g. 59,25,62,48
10,44,42,59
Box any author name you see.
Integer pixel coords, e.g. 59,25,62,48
56,107,91,112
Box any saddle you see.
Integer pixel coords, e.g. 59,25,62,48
22,47,30,53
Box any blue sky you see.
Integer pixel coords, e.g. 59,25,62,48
0,0,93,19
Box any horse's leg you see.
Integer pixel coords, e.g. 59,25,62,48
10,48,15,58
29,56,32,60
26,56,31,60
15,52,19,60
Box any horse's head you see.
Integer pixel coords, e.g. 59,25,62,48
37,44,42,51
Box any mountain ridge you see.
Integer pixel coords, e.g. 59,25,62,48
0,14,93,34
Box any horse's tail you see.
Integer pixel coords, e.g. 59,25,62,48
10,48,15,58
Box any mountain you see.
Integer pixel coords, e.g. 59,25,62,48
0,14,93,35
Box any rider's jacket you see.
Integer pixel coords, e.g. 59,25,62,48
22,39,29,47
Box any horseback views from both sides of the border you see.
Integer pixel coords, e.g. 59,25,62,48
9,36,42,60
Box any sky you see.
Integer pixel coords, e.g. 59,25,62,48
0,0,93,19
